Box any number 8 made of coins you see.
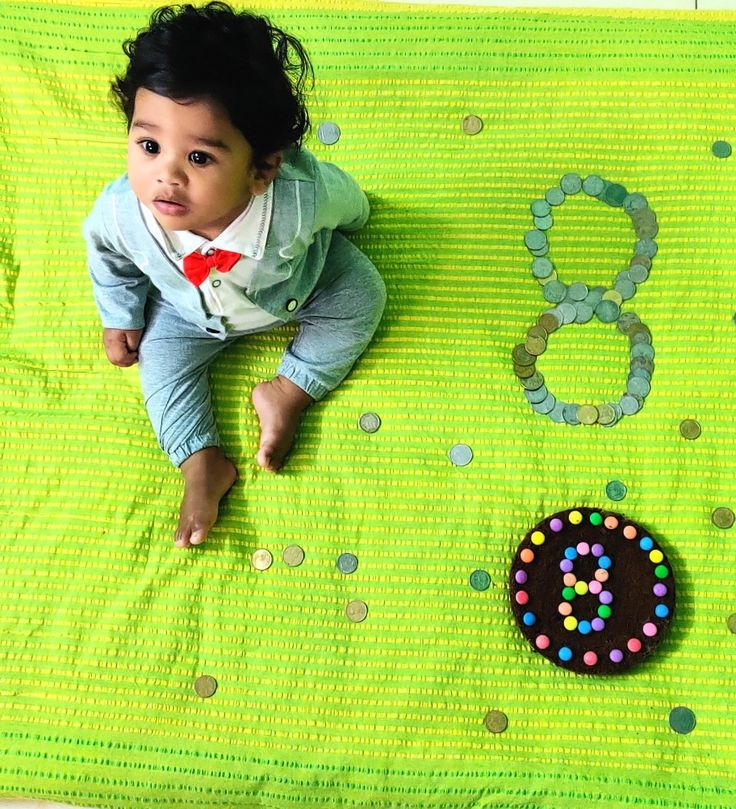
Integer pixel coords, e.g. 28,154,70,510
513,173,657,426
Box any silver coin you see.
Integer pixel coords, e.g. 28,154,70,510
337,552,359,574
317,122,341,145
251,549,273,571
449,443,473,466
359,412,381,433
462,114,484,135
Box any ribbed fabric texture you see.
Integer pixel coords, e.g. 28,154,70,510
1,1,735,807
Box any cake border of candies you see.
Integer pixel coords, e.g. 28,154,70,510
509,507,675,675
513,174,656,427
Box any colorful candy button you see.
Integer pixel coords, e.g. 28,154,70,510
643,622,658,637
569,511,583,525
558,647,573,661
583,651,598,666
604,516,619,530
520,548,535,563
535,634,551,650
531,531,546,545
627,638,642,653
623,525,638,540
550,518,563,532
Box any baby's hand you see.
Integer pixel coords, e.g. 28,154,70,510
103,328,143,367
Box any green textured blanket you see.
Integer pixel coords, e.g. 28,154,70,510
1,1,736,807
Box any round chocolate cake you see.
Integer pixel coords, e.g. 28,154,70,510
509,508,675,674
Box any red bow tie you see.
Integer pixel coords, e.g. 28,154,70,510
182,248,241,286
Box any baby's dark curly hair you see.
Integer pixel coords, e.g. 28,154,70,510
111,2,313,169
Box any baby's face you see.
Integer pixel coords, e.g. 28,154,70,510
127,88,279,240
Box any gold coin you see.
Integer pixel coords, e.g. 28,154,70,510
538,313,560,333
712,507,735,529
524,335,547,356
282,544,305,567
513,362,536,379
596,404,616,425
346,600,368,623
483,710,508,734
601,289,623,306
679,419,701,440
512,344,535,366
462,114,483,135
194,675,217,698
577,405,599,425
251,549,273,570
527,325,547,341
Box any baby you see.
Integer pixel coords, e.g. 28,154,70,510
83,2,386,549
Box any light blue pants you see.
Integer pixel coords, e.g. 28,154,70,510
138,232,386,467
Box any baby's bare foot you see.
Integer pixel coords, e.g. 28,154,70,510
251,376,314,472
175,447,238,548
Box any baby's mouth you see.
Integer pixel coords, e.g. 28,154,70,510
153,198,188,216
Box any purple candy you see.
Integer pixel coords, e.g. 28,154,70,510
591,618,605,632
515,570,528,584
550,518,563,532
560,559,574,573
653,583,668,597
591,543,605,557
609,649,624,663
599,590,613,605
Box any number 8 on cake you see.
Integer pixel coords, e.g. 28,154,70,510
510,508,675,674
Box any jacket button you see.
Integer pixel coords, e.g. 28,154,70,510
286,299,298,312
205,248,215,257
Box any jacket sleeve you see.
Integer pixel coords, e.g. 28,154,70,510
83,197,150,331
314,160,370,233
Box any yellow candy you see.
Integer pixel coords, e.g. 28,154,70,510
531,531,546,546
574,581,588,595
649,550,664,564
569,510,583,525
563,616,578,631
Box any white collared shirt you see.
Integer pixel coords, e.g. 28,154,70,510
140,188,282,331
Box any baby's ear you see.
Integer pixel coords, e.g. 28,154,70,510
251,151,283,194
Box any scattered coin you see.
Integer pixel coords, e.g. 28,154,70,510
469,569,491,591
679,419,701,440
337,552,359,574
251,549,273,570
359,412,381,433
346,600,368,623
712,140,732,159
606,480,627,501
462,114,483,135
317,122,341,145
449,443,473,467
283,545,305,567
483,710,509,734
727,614,736,634
194,675,218,699
669,706,696,735
712,507,735,529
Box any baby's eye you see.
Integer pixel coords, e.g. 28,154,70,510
189,151,213,166
139,139,159,155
